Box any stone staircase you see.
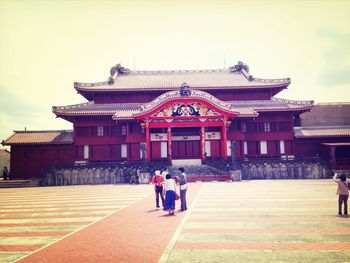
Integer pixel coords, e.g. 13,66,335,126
168,164,230,182
0,179,40,188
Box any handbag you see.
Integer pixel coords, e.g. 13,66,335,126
174,180,180,200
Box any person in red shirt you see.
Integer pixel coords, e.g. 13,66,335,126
152,170,165,208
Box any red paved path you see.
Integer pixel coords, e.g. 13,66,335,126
18,183,201,263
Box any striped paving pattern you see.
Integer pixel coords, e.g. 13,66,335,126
160,180,350,263
0,185,151,263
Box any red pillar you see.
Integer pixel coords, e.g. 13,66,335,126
145,122,151,161
221,119,228,160
200,126,205,161
167,127,172,161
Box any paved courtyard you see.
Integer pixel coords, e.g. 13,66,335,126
0,180,349,262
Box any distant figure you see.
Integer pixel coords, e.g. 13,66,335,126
3,166,9,180
129,168,138,184
163,173,177,215
333,173,349,216
151,170,164,208
162,167,169,179
178,167,188,211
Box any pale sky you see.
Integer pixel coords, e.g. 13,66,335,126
1,0,350,148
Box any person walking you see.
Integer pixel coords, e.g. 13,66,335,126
333,173,349,216
151,170,164,208
2,166,9,180
178,167,187,211
163,173,177,215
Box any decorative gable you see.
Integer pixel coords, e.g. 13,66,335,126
153,102,220,118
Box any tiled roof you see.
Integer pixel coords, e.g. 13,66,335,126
294,126,350,138
300,103,350,126
230,97,314,112
53,102,140,118
53,95,313,120
54,90,259,119
74,68,290,92
3,130,73,145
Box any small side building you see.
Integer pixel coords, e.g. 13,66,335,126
2,130,73,179
295,103,350,170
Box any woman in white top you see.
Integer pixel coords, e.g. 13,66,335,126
163,173,177,215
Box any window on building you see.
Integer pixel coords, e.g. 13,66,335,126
280,140,285,154
161,142,167,158
260,141,267,154
270,122,277,132
131,123,143,134
76,127,89,136
227,141,232,157
242,122,247,133
205,141,211,157
103,126,110,136
84,145,89,159
278,122,292,132
97,126,104,136
121,125,127,136
264,122,271,132
246,123,257,133
91,127,97,136
111,125,122,136
228,122,237,132
121,144,127,158
243,141,248,155
140,144,143,159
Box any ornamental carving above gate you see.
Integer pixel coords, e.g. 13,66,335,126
154,102,220,117
180,82,191,97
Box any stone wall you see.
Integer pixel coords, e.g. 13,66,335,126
41,166,144,186
240,161,332,180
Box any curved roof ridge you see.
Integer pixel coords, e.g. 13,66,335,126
138,89,239,115
73,62,291,91
253,77,291,84
131,69,227,74
272,97,314,106
53,101,92,110
13,129,73,133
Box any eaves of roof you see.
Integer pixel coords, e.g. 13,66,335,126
294,126,350,138
3,130,73,145
73,69,290,92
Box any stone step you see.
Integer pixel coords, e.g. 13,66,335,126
0,179,40,188
171,159,202,166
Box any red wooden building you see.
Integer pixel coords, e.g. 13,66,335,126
3,62,349,179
